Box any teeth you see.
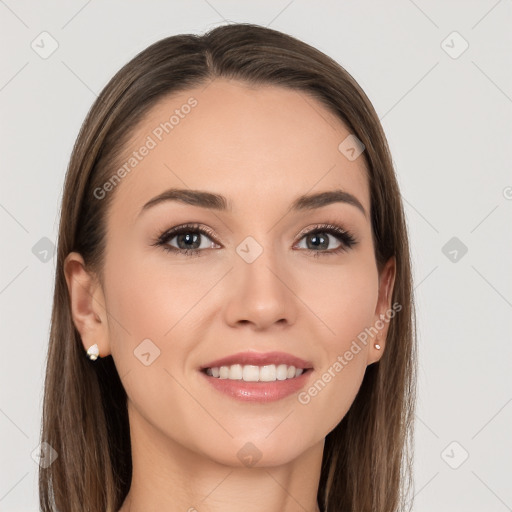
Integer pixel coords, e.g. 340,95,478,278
205,364,305,382
232,364,244,380
243,365,259,382
260,364,276,382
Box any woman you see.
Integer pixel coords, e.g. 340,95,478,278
39,22,417,512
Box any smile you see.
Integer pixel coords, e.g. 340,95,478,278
203,363,306,382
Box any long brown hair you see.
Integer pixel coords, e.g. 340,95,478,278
40,22,417,512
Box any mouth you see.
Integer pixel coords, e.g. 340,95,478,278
199,350,314,383
199,351,314,402
201,364,313,382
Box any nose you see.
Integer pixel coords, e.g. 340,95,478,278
223,245,298,331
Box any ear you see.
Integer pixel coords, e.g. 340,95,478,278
368,256,396,364
63,252,111,358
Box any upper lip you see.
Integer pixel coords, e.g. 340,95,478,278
200,351,314,370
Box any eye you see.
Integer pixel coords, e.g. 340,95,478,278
152,222,357,257
294,223,357,257
152,223,219,258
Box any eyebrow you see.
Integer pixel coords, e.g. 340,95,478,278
139,188,367,218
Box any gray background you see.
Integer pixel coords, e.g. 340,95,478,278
1,1,511,510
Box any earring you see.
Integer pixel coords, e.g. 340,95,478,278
374,343,381,350
86,343,100,361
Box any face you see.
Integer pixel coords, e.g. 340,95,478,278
66,78,395,468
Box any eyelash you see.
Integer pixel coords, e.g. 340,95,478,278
151,222,357,258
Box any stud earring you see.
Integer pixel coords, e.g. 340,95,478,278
374,343,381,350
86,343,100,361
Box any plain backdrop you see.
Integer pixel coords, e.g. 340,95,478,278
1,1,511,511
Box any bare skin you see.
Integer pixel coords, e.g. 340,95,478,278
64,78,395,512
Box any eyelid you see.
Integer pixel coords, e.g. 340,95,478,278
156,220,355,240
295,219,357,240
153,223,220,246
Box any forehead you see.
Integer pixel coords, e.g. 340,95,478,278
107,79,370,225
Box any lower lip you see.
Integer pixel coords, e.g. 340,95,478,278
199,369,313,403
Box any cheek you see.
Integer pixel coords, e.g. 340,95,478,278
103,245,203,343
295,279,377,438
102,244,221,391
294,258,379,347
292,259,378,422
